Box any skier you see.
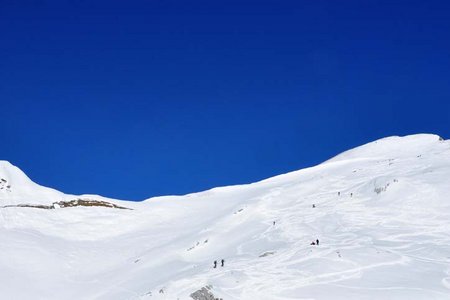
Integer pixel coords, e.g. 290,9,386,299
350,193,353,197
213,260,217,268
312,204,316,208
310,241,316,245
316,239,319,246
338,192,340,196
221,259,225,267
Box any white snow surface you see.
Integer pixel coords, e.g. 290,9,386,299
1,134,450,300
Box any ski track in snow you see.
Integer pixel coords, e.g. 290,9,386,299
1,134,450,299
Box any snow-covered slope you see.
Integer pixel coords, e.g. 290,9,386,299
1,134,450,300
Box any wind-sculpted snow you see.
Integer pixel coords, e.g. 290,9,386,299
0,134,449,299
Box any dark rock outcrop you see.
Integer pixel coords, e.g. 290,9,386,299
1,199,131,210
190,286,222,300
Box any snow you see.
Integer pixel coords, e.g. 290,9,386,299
0,134,450,299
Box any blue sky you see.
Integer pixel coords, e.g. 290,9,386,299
1,0,449,200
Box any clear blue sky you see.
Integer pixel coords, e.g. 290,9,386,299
1,0,449,200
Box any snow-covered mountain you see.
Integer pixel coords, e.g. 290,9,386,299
1,134,450,300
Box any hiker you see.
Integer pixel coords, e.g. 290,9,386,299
316,239,319,245
213,260,217,268
221,259,225,267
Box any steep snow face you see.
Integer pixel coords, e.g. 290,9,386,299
1,134,450,300
0,161,65,205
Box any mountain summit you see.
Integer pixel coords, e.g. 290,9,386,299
1,134,449,299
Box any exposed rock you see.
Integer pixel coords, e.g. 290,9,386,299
53,199,130,209
259,251,276,257
190,286,221,300
1,199,131,210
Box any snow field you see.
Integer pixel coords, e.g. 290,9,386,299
0,134,449,299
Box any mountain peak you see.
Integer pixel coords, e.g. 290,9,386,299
0,160,63,205
0,160,35,187
325,133,447,164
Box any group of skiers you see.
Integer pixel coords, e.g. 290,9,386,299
210,195,331,270
310,239,320,246
213,259,225,268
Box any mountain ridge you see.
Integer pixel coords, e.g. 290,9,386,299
1,133,449,299
0,133,446,204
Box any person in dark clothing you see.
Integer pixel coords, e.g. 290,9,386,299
338,192,340,196
310,241,316,245
312,204,316,208
213,260,217,268
221,259,225,267
316,239,319,245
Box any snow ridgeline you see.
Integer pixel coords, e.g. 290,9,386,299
0,134,450,300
